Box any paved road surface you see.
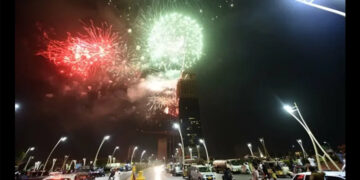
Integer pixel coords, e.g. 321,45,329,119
96,165,293,180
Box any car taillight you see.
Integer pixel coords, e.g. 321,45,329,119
296,174,305,180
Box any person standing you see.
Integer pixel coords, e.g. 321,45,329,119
222,167,233,180
252,164,260,180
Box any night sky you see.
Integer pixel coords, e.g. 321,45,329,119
15,0,345,162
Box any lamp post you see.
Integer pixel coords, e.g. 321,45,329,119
284,103,341,171
189,147,193,159
297,139,307,158
247,143,254,157
196,145,200,159
61,155,69,171
23,156,34,171
140,150,146,164
93,135,110,167
130,146,138,165
41,137,67,176
50,158,57,172
112,157,116,164
173,123,185,165
22,147,35,162
111,146,119,163
199,139,210,164
108,155,112,164
259,138,270,158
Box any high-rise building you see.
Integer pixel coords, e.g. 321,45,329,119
176,71,202,148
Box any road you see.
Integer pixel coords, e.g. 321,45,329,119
96,165,293,180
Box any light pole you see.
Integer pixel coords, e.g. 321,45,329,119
140,150,146,163
20,147,35,163
247,143,254,157
23,156,34,171
108,155,112,164
130,146,138,165
111,146,119,163
93,135,110,167
50,158,57,172
189,147,193,159
173,123,185,165
258,147,264,158
112,157,116,164
196,145,200,159
83,158,86,167
199,139,210,164
297,139,307,158
41,136,67,176
61,155,69,171
259,138,270,158
284,103,341,171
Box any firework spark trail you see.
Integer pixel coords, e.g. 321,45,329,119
37,20,129,80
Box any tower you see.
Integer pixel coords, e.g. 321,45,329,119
176,71,202,148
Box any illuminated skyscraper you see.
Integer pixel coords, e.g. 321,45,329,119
177,71,202,148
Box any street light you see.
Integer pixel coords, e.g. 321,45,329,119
20,147,35,163
140,150,146,163
50,158,57,172
247,143,254,157
41,136,67,176
297,139,307,158
283,102,341,171
173,123,185,165
199,139,210,164
130,146,138,165
111,146,119,163
189,147,193,159
83,158,86,167
196,145,200,159
61,155,69,171
108,155,112,164
259,138,270,158
23,156,34,171
93,135,110,167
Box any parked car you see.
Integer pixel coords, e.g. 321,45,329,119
188,165,216,180
292,171,345,180
226,159,242,174
42,172,94,180
172,164,183,176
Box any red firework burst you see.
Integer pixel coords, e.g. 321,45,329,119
37,21,124,79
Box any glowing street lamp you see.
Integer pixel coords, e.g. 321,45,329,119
259,138,270,158
283,102,341,171
23,156,34,171
93,135,110,167
20,147,35,163
189,147,193,159
297,139,307,158
247,143,254,157
61,155,69,171
196,145,200,159
173,123,185,164
140,150,146,163
50,158,57,172
41,136,67,175
130,146,138,165
111,146,119,163
199,139,210,164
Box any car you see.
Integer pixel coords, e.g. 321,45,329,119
226,159,242,174
212,160,228,173
42,172,94,180
172,164,183,176
292,171,345,180
188,165,216,180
